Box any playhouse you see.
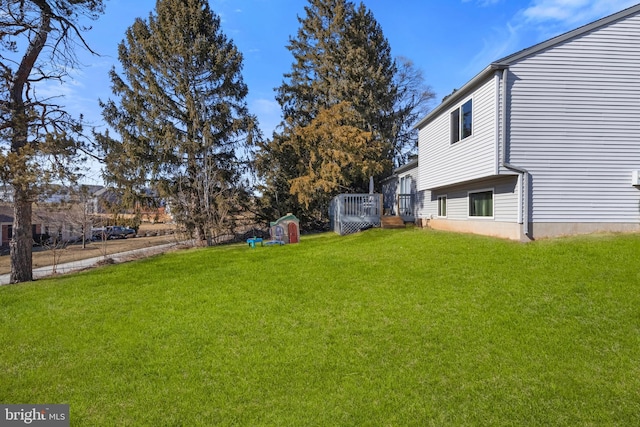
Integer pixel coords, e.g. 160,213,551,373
269,213,300,244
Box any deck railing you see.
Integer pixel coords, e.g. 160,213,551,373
329,194,382,235
397,194,415,218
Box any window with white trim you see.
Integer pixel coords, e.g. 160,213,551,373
437,196,447,217
469,190,493,217
451,99,473,143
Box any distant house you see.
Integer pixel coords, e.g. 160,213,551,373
89,187,171,223
0,185,165,246
0,206,44,247
0,184,99,246
0,209,17,247
88,187,121,215
1,204,95,247
413,4,640,240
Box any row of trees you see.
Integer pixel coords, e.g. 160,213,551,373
0,0,434,283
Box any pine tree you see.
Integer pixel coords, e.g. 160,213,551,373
98,0,259,244
277,0,397,137
256,0,398,227
0,0,106,283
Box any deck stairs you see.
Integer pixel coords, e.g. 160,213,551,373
381,215,405,229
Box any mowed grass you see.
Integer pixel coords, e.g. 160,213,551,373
1,228,639,425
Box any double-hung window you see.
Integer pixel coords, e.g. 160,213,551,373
437,196,447,217
469,190,493,217
451,99,473,143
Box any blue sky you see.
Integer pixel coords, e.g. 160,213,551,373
48,0,638,183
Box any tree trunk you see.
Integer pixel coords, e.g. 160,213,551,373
10,187,33,283
186,149,206,246
7,3,52,283
192,191,206,246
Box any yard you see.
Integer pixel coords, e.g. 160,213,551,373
1,228,639,425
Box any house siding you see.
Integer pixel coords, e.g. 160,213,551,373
419,176,521,239
381,161,418,217
418,77,498,190
397,167,418,195
506,13,640,223
426,176,519,222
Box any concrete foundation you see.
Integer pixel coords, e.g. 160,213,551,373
420,218,524,240
419,218,640,241
527,222,640,239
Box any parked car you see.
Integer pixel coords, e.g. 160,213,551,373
91,227,107,241
108,226,136,239
33,233,51,246
91,226,136,240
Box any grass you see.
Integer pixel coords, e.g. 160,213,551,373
1,228,639,425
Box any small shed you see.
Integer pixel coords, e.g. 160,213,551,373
270,213,300,244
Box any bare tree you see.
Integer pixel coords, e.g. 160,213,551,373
33,187,93,273
195,160,242,246
41,228,67,275
0,0,106,283
391,57,436,166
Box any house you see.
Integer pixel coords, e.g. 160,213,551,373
89,187,172,223
88,186,121,215
0,205,45,247
33,206,93,243
381,157,418,222
413,4,640,240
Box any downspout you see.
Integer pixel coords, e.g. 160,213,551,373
499,68,531,238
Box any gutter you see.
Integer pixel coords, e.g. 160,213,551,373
498,68,530,238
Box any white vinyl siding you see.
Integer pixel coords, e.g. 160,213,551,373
418,78,497,191
423,176,518,222
506,13,640,223
493,177,519,221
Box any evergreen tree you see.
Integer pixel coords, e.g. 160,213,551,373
257,0,429,229
98,0,259,244
0,0,106,283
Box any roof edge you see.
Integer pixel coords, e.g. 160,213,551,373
413,3,640,131
495,3,640,65
413,64,506,130
394,158,418,174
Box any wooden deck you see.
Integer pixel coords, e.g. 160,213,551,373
381,215,405,229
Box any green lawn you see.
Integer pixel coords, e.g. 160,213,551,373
1,228,639,426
